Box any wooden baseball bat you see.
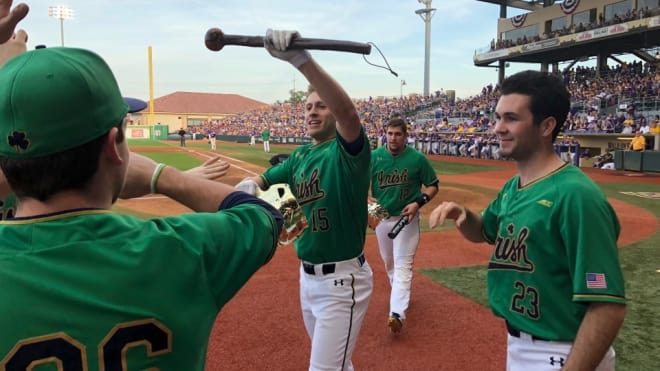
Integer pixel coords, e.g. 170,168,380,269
205,28,372,55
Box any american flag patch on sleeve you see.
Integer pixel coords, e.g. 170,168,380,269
586,273,607,289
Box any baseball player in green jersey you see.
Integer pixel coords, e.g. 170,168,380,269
236,29,373,370
261,127,271,153
0,46,284,370
370,117,438,333
429,70,626,371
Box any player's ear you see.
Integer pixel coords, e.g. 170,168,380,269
540,117,556,138
102,127,125,166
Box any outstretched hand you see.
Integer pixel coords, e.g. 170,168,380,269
184,156,229,180
0,1,28,44
429,201,467,229
264,28,311,68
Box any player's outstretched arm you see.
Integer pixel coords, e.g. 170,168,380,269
297,58,361,143
429,201,485,243
184,156,230,180
120,153,239,213
562,303,626,371
264,29,361,143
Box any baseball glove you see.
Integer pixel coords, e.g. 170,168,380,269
257,183,308,245
367,202,389,230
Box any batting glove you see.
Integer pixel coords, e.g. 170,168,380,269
264,29,311,68
235,178,259,196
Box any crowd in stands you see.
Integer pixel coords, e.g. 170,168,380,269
188,60,659,156
563,60,660,134
489,6,660,51
194,93,445,140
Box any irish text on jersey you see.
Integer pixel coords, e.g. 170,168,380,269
489,224,535,272
295,168,326,205
376,169,409,189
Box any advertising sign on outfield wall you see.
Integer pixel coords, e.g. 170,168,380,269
126,126,153,139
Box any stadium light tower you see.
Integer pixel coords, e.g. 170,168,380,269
415,0,435,97
48,5,74,47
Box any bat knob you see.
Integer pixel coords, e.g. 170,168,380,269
205,28,225,52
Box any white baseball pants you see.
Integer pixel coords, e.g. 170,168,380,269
300,255,373,371
375,212,421,319
506,333,615,371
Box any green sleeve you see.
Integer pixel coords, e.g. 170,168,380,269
262,153,293,187
482,179,515,244
559,184,626,304
155,204,279,307
338,131,371,175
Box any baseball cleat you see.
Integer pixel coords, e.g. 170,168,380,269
387,312,403,334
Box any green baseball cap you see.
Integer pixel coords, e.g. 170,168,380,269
0,47,146,158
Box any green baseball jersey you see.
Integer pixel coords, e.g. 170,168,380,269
371,145,438,215
481,163,625,341
262,132,370,263
261,130,270,141
0,193,16,220
0,205,279,370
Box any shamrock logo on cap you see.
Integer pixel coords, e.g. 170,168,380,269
7,131,30,153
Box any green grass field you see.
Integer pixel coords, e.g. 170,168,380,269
127,139,169,147
429,161,506,175
129,141,659,370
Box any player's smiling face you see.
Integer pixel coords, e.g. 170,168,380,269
494,93,544,160
386,126,407,155
305,91,336,143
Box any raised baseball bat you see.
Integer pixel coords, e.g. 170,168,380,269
388,215,409,239
205,28,372,55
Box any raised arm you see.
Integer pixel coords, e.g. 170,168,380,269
297,59,361,142
264,29,361,143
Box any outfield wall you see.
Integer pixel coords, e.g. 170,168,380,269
615,150,660,172
126,126,153,140
129,126,660,172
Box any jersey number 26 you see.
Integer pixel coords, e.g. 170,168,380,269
2,319,170,371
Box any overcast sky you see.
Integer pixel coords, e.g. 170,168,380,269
19,0,532,103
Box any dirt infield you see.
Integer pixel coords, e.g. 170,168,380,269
123,147,659,370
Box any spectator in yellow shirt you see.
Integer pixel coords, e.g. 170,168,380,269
650,121,660,134
629,130,646,151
